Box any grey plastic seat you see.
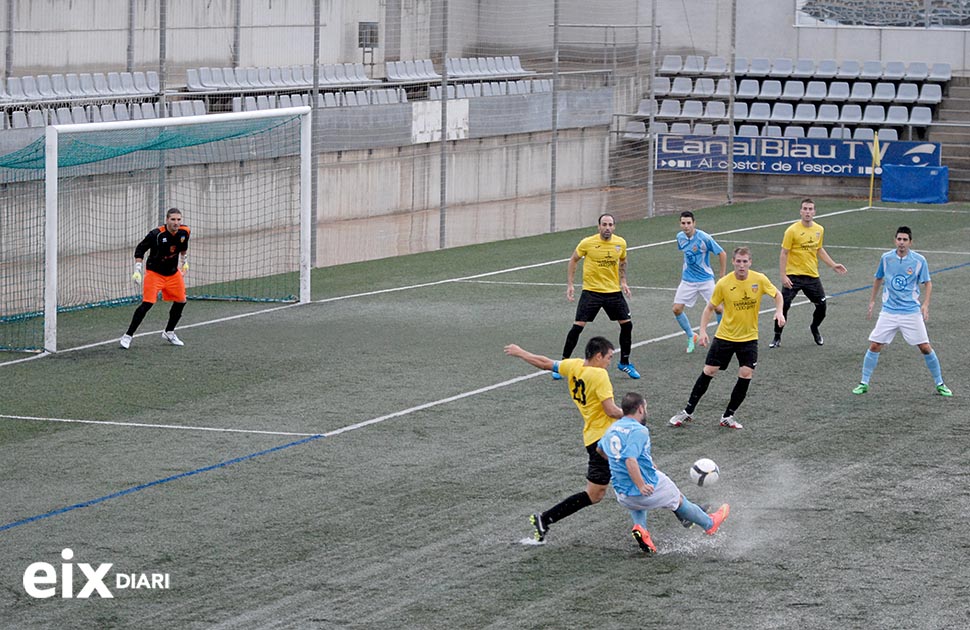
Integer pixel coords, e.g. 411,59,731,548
659,55,682,74
622,120,646,141
928,62,951,83
904,62,929,82
770,58,794,78
10,110,28,128
736,79,759,99
704,56,727,76
92,73,112,96
279,66,298,87
737,124,760,137
862,105,886,125
732,101,749,120
693,122,715,135
636,99,657,116
759,79,782,100
895,83,919,104
247,68,261,87
882,61,905,81
885,106,910,126
420,59,441,80
702,100,726,120
27,109,47,127
825,81,850,102
791,58,816,78
186,69,206,91
683,55,705,74
144,70,159,91
807,126,828,138
99,104,116,122
714,123,733,136
816,103,840,124
781,80,805,101
242,96,257,111
77,73,96,95
793,103,817,123
355,89,370,104
692,77,715,98
762,124,782,137
783,125,805,138
909,106,932,126
872,82,896,103
652,76,671,97
747,57,771,77
657,99,681,119
878,128,898,141
839,103,862,124
804,81,827,101
747,102,771,122
120,72,137,94
837,59,861,80
715,78,733,98
733,57,749,76
335,64,352,84
256,67,272,87
65,74,83,97
107,72,125,94
860,60,883,81
113,103,130,121
54,107,73,125
22,76,41,100
269,67,285,86
848,82,873,103
770,102,794,123
853,127,874,140
829,126,850,139
36,75,56,98
70,105,87,123
918,83,942,105
670,122,692,134
670,77,693,97
679,100,704,119
649,121,669,134
254,95,270,109
132,72,151,93
815,59,838,79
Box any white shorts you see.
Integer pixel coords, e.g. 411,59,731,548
869,311,929,346
615,470,682,512
674,279,716,308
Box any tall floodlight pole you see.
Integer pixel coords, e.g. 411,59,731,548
439,0,449,248
646,0,657,218
727,0,737,205
550,0,560,232
310,0,321,266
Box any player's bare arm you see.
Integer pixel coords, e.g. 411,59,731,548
697,301,716,346
818,247,847,275
618,258,631,297
565,251,581,301
718,250,727,278
921,280,932,321
867,278,883,319
773,290,786,328
625,457,654,495
601,397,623,419
504,344,555,371
779,248,792,288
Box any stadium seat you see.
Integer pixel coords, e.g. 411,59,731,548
860,60,883,81
807,126,828,138
704,56,727,76
657,99,681,119
107,72,126,94
803,81,827,102
36,75,56,98
636,99,658,116
670,77,693,98
824,81,850,102
747,102,771,123
22,76,41,100
70,105,87,123
862,105,886,125
848,82,873,103
878,128,898,141
853,127,874,140
714,123,733,136
268,67,286,86
692,77,715,98
659,55,682,75
747,57,771,77
762,124,783,137
737,124,760,137
733,57,749,76
715,78,733,98
54,107,72,125
904,62,929,82
86,104,101,122
65,74,83,97
120,73,138,94
882,61,906,81
829,126,851,139
759,79,782,100
909,106,932,126
243,95,257,111
92,73,112,96
622,120,646,141
895,83,919,104
839,104,862,124
815,59,838,79
816,104,840,124
732,101,749,120
928,62,952,83
186,69,206,91
113,103,130,121
256,67,272,87
99,104,116,122
793,103,817,124
837,59,861,80
736,79,760,100
781,80,805,101
872,83,896,104
918,83,942,105
769,57,793,78
783,125,805,138
679,100,704,119
791,58,816,78
649,121,669,134
670,122,692,135
702,100,726,120
323,92,340,107
10,110,28,128
885,105,910,126
770,102,794,123
652,76,671,97
683,55,705,74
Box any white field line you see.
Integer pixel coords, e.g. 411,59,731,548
718,240,970,256
0,414,320,437
0,205,873,369
456,280,675,291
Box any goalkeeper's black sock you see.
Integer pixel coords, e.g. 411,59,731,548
166,301,186,331
126,302,153,336
542,491,594,526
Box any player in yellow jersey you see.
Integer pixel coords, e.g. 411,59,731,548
557,214,640,380
668,247,785,430
504,336,623,543
769,198,847,348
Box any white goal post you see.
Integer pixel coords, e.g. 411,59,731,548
40,107,312,353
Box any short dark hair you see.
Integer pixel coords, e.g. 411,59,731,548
897,226,913,239
598,213,615,225
621,392,646,415
166,207,182,218
584,336,615,360
680,210,695,220
801,198,814,207
733,246,751,259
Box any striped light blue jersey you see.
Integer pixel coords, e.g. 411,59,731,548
597,417,658,496
875,249,930,314
677,229,724,283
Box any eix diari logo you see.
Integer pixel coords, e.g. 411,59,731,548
23,548,170,599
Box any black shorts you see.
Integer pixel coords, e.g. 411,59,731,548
783,275,826,306
575,290,631,323
704,337,759,371
586,442,611,485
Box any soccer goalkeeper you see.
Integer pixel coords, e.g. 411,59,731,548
119,207,191,349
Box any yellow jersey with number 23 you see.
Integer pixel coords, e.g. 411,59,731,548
556,358,616,446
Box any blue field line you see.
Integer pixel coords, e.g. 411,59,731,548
829,260,970,298
0,433,324,534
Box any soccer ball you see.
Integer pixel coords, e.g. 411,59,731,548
690,458,719,486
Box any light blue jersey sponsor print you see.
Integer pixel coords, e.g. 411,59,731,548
677,229,724,283
598,417,658,497
875,249,930,315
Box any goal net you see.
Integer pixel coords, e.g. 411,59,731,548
0,107,311,353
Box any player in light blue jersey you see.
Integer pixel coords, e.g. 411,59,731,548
852,227,952,397
596,392,730,553
672,211,726,353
